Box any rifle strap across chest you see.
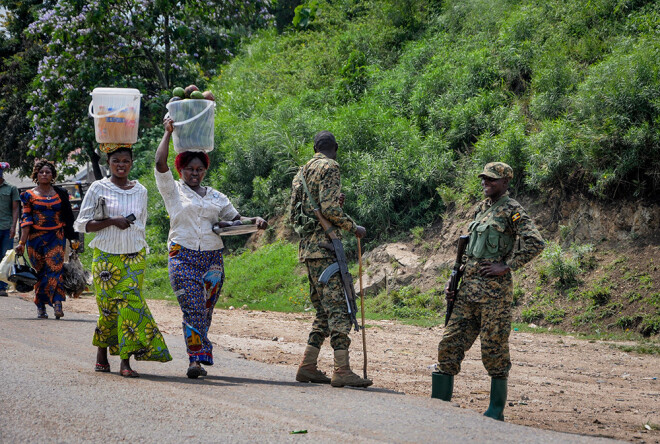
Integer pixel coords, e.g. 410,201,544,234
297,163,336,236
475,195,510,224
298,166,319,210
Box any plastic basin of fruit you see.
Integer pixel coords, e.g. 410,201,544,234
165,99,216,153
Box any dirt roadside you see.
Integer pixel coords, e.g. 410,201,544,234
48,294,659,443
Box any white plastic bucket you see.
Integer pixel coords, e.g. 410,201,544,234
165,99,215,153
88,88,142,144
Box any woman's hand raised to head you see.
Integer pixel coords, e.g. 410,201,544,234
163,117,174,134
155,117,174,173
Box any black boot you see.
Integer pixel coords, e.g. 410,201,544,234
484,378,507,421
431,372,454,401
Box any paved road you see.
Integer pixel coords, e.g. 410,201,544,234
0,296,617,443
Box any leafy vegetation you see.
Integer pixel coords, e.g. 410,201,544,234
4,0,660,341
0,0,274,175
537,242,593,289
219,241,309,312
208,0,660,242
365,285,444,326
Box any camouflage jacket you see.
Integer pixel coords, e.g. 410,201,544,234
289,153,357,261
459,192,545,303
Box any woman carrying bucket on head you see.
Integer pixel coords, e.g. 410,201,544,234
81,87,171,378
155,112,268,379
75,143,172,378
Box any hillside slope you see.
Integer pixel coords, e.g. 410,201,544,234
208,0,660,242
204,0,660,340
354,193,660,339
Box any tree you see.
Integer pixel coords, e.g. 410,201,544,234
13,0,273,175
0,1,53,175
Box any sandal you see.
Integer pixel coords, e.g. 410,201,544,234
37,305,48,319
54,301,64,319
187,364,203,379
120,369,139,378
95,363,111,373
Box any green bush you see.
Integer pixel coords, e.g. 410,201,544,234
521,306,544,323
615,315,641,330
640,314,660,337
569,37,660,197
512,285,524,306
538,242,581,289
572,306,597,327
598,301,623,319
545,308,566,325
583,284,612,306
367,286,443,321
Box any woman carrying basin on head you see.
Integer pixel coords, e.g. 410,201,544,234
75,144,172,378
155,117,267,379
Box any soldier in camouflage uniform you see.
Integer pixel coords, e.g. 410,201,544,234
432,162,545,420
289,131,372,388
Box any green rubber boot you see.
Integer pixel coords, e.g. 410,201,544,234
431,372,454,401
484,378,507,421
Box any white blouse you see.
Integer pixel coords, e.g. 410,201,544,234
73,178,149,254
154,168,238,251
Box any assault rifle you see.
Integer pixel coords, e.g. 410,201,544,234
315,211,361,332
445,235,470,327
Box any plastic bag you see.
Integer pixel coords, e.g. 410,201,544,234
0,249,16,283
61,250,92,298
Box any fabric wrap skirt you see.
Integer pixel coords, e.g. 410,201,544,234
168,243,224,365
27,228,66,307
91,248,172,362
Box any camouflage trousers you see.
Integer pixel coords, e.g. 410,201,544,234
437,295,512,379
304,258,352,351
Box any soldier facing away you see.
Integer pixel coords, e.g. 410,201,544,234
289,131,372,388
432,162,545,420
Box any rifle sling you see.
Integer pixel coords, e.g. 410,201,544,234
298,166,338,235
475,195,510,223
298,166,320,211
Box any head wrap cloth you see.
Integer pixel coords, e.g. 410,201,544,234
99,143,132,154
174,151,210,175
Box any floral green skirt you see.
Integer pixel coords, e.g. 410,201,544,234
92,248,172,362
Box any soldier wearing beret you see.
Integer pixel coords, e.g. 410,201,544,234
432,162,545,420
289,131,372,388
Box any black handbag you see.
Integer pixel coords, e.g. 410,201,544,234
8,254,38,287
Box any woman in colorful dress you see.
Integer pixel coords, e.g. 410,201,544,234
16,159,78,319
74,145,172,377
155,118,268,379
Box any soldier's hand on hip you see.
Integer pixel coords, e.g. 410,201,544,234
338,193,345,207
355,225,367,239
479,261,510,277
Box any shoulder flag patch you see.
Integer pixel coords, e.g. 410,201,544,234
512,212,521,222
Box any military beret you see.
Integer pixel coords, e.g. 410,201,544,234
478,162,513,180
